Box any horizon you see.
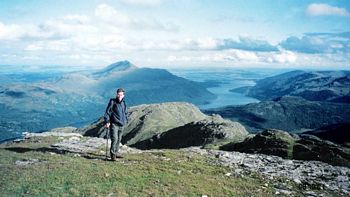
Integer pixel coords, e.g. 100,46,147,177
1,60,349,74
0,0,349,69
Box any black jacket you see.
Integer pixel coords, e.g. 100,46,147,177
104,98,128,126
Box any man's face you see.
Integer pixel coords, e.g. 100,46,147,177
116,91,124,101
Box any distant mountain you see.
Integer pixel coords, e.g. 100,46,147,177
0,61,215,142
0,82,103,143
53,60,216,105
204,96,350,133
95,67,216,105
231,70,350,103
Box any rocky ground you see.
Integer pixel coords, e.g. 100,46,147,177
8,129,350,196
186,147,350,196
221,129,350,168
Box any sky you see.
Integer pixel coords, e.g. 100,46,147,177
0,0,349,69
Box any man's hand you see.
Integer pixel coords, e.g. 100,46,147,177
105,122,110,128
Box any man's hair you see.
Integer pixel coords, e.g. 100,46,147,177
116,88,125,93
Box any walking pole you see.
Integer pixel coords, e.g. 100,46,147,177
105,127,109,161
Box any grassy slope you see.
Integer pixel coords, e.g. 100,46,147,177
0,136,307,196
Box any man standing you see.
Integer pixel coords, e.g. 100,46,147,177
104,88,128,161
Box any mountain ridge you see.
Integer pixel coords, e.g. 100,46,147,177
204,96,350,133
231,70,350,103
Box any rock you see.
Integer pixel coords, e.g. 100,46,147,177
15,159,41,166
13,139,25,143
225,172,232,176
220,129,295,159
132,114,248,149
182,147,350,195
293,179,301,184
22,130,142,156
51,136,106,153
220,129,350,167
293,134,350,167
275,189,293,195
177,170,182,175
23,127,79,138
51,136,141,155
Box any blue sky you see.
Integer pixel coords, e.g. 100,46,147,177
0,0,349,69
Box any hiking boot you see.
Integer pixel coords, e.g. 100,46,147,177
111,154,117,161
115,153,123,158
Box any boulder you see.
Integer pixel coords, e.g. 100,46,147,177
294,134,350,167
220,129,350,167
133,114,248,149
220,129,295,158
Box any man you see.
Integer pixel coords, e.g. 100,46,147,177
104,88,128,161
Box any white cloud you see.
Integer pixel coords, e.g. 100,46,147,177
94,3,179,31
225,49,259,61
0,22,22,40
0,15,97,41
1,3,349,68
133,38,217,51
165,50,258,64
218,37,278,52
266,51,297,63
306,3,350,17
71,34,127,51
95,4,130,25
135,37,280,52
1,3,180,61
280,33,350,54
41,18,98,39
120,0,162,6
164,49,299,67
60,15,91,24
23,55,40,60
189,38,217,50
24,44,43,51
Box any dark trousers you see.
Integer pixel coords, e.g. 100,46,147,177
110,123,123,156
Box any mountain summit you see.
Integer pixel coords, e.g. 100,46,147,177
91,60,137,78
